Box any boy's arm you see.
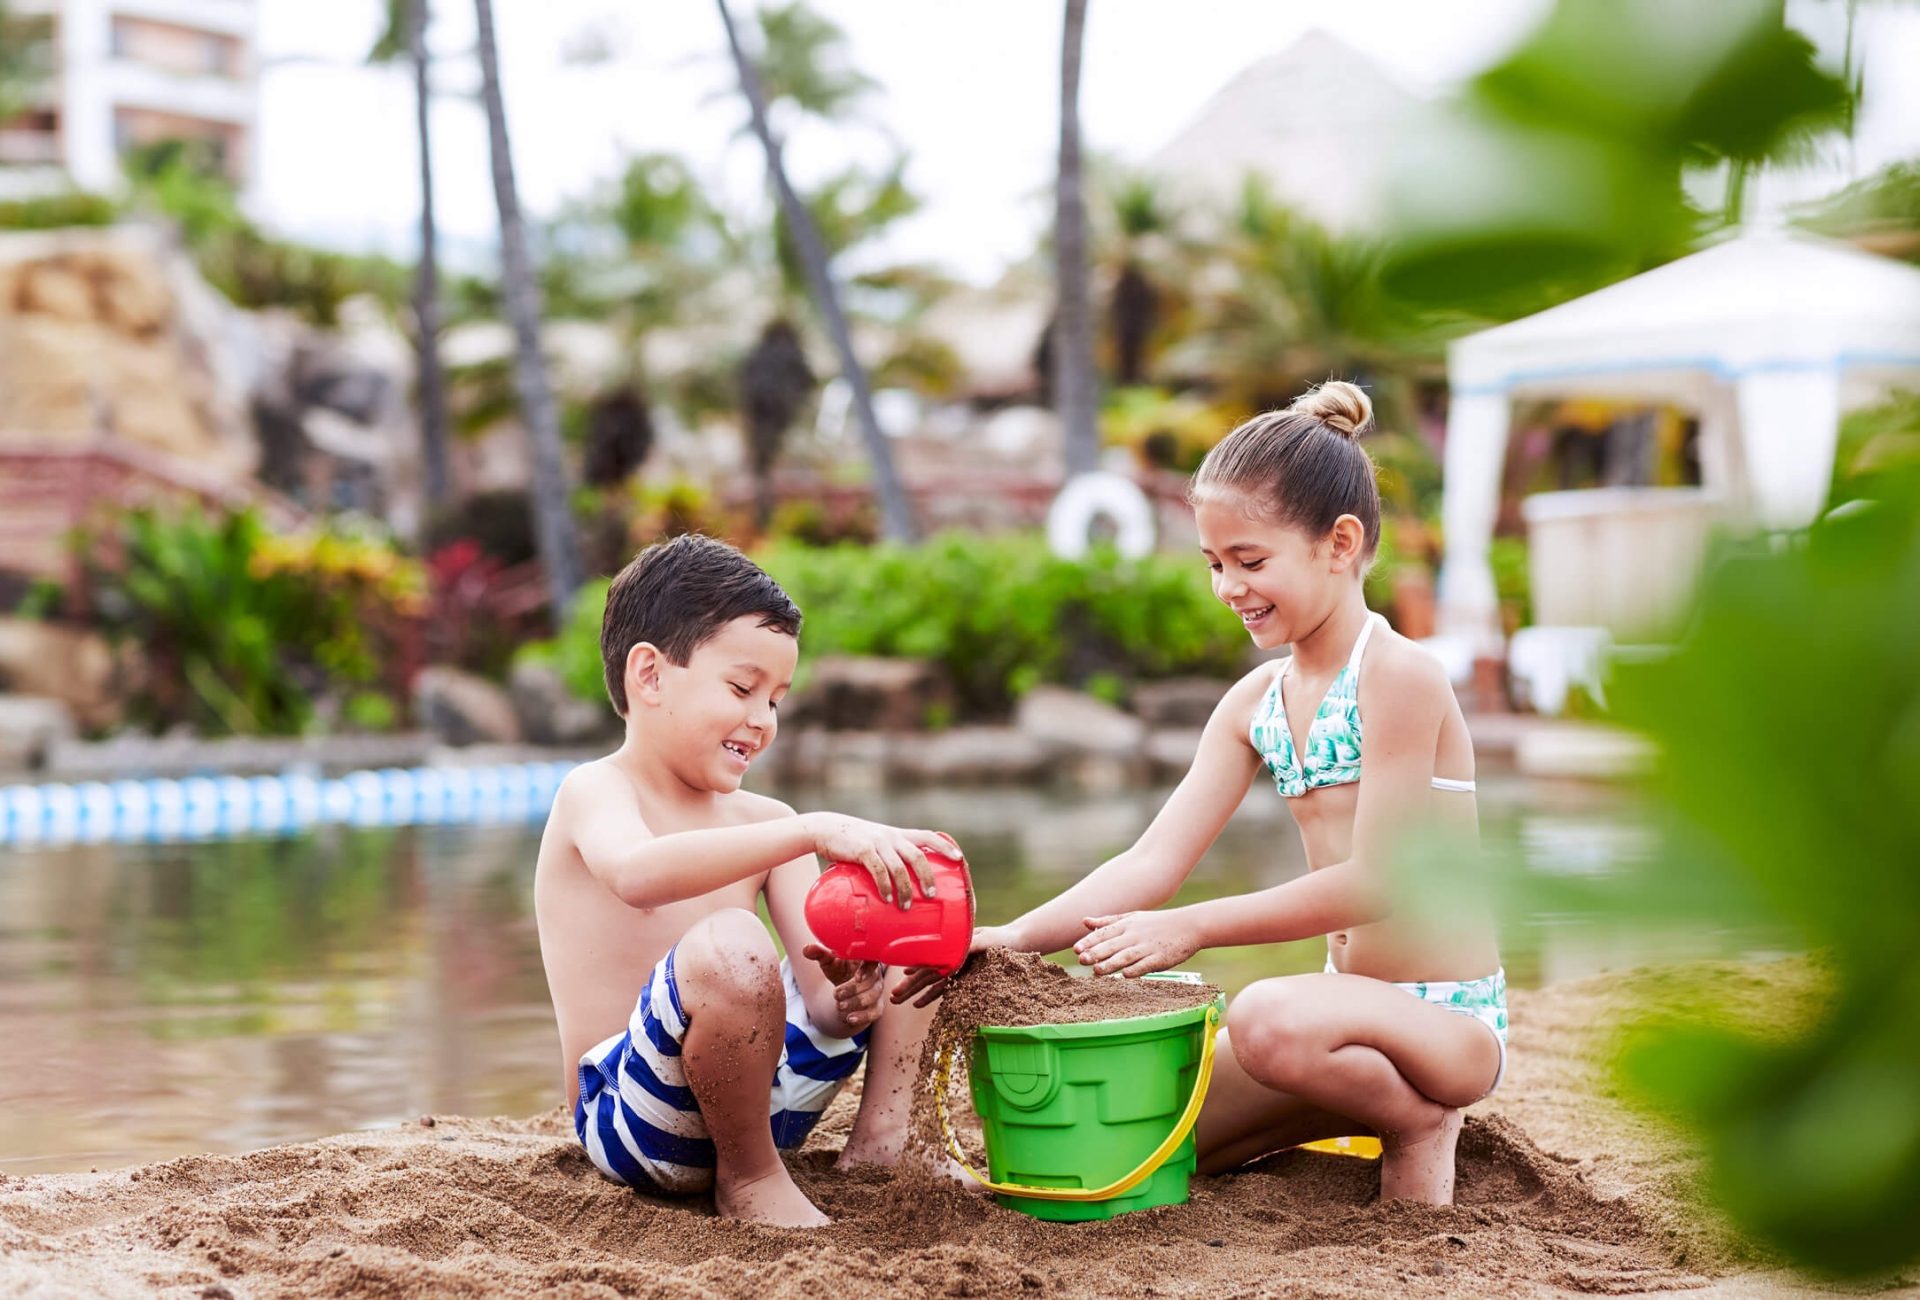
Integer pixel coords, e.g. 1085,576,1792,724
562,763,815,908
563,763,957,912
763,845,874,1039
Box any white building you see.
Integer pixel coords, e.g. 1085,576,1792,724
0,0,256,198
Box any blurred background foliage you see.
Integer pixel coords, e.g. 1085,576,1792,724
1586,463,1920,1275
75,507,423,737
519,534,1248,721
1381,0,1856,315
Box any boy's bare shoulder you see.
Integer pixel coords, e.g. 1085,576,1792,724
726,788,799,825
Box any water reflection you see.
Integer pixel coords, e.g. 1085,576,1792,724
0,775,1680,1174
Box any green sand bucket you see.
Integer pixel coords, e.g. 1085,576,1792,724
934,993,1225,1222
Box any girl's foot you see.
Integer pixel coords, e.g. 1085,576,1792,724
714,1166,830,1227
1379,1107,1463,1205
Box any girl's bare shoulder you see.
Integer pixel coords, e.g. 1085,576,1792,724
1365,624,1457,710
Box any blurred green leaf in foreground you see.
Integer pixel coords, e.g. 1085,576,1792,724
1599,443,1920,1274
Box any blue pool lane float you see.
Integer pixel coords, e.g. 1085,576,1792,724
0,761,575,845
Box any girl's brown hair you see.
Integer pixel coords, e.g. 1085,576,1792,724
1190,380,1381,554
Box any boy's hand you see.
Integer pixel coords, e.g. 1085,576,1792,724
1073,910,1201,978
803,813,961,909
801,944,885,1032
891,923,1022,1007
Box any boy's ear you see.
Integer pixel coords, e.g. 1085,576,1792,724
1327,514,1368,574
626,641,668,708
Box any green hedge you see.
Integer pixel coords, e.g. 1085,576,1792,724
526,533,1249,718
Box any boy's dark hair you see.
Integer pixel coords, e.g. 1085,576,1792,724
600,534,802,716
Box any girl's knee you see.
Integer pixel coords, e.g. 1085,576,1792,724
1228,980,1323,1084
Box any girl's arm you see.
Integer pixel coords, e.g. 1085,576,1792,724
998,668,1269,955
1076,642,1451,976
892,673,1267,1006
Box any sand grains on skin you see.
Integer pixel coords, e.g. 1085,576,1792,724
0,963,1880,1300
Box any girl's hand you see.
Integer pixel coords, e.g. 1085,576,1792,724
1074,910,1202,978
890,923,1022,1007
801,944,886,1032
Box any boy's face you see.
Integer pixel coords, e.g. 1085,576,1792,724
640,614,797,793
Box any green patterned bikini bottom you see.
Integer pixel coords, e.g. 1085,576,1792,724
1326,961,1508,1095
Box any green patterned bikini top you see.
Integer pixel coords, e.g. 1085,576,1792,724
1250,613,1476,798
1249,613,1380,798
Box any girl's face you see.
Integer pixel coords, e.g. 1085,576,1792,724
1194,492,1363,650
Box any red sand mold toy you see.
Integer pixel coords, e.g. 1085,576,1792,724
804,852,974,973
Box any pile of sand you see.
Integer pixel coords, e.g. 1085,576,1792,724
0,961,1877,1300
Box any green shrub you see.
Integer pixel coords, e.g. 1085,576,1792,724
0,191,116,231
524,534,1247,719
78,506,423,736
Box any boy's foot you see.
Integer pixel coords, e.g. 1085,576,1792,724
1379,1106,1463,1205
714,1167,831,1227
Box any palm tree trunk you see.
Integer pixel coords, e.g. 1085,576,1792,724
409,0,450,507
715,0,916,544
473,0,584,611
1054,0,1099,477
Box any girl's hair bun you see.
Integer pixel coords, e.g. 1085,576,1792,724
1288,380,1373,440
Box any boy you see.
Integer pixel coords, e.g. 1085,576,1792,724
535,534,956,1227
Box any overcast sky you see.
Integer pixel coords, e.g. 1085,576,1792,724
251,0,1920,285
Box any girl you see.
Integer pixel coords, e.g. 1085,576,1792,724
899,382,1504,1205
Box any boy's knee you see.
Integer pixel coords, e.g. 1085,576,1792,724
681,908,781,1005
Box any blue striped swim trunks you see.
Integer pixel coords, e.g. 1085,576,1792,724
573,943,870,1193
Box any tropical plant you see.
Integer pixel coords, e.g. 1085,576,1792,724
1803,159,1920,261
0,191,115,230
77,506,424,736
1053,0,1099,476
368,0,451,505
716,0,916,542
0,0,52,124
1529,464,1920,1276
1382,0,1854,313
473,0,585,613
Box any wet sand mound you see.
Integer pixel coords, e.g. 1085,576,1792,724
0,1105,1689,1297
3,964,1831,1299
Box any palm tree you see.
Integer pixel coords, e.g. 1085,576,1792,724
715,0,916,543
472,0,584,611
369,0,450,506
738,319,815,528
1053,0,1099,476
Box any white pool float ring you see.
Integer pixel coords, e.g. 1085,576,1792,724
1046,471,1157,561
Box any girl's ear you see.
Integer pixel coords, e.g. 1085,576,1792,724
626,641,667,708
1326,514,1368,574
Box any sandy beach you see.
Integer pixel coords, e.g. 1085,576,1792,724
2,960,1912,1300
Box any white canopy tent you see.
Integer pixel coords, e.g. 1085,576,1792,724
1436,228,1920,650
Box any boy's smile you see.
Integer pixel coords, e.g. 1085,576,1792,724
638,615,797,794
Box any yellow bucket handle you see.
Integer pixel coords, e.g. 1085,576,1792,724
933,1003,1222,1203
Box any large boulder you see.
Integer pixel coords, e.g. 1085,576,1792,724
412,667,521,747
1015,686,1148,788
1016,686,1146,755
509,660,616,747
0,617,139,732
790,656,951,732
0,695,77,770
1129,677,1233,728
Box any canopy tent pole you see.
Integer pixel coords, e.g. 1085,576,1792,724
1436,390,1513,653
1735,369,1843,530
